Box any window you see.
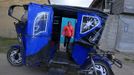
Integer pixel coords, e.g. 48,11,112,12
33,12,48,37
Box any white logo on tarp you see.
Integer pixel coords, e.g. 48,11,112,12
33,12,48,37
80,15,100,34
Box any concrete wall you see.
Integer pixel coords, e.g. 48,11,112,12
124,0,134,14
90,0,134,52
112,0,134,14
116,14,134,52
0,0,48,38
99,14,134,52
99,15,119,51
112,0,124,14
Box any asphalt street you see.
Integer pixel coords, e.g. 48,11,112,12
0,53,134,75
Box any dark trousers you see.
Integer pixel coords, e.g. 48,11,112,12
64,36,71,51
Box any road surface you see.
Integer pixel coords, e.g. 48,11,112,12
0,53,134,75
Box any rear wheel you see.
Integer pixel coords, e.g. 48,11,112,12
7,47,23,66
85,61,112,75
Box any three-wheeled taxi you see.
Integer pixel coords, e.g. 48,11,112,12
7,3,122,75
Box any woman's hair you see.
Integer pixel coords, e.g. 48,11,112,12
68,21,71,24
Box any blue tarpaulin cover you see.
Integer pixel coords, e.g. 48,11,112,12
26,3,53,56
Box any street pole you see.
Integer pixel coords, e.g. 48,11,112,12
105,0,108,9
48,0,51,5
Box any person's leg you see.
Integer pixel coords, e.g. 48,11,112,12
64,36,67,47
66,37,71,50
66,37,72,60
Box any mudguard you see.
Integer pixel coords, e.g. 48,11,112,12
80,54,112,70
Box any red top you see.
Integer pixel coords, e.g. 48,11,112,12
62,25,74,37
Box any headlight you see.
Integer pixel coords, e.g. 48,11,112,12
107,54,115,60
112,55,115,59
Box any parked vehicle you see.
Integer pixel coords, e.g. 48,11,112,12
7,3,122,75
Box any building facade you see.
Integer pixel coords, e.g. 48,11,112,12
90,0,134,52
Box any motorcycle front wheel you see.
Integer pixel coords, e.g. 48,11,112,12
7,47,23,66
84,61,114,75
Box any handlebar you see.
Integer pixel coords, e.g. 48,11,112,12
113,58,123,68
8,4,28,22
